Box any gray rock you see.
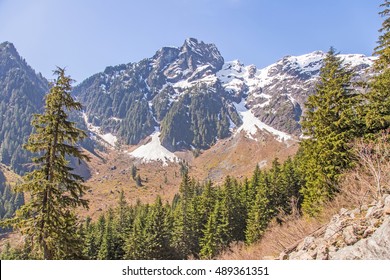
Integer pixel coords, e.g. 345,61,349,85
366,206,377,218
289,251,314,260
384,196,390,215
316,244,329,260
330,216,390,259
324,214,343,239
297,236,315,251
343,225,358,245
383,194,390,206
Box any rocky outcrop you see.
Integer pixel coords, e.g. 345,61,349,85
279,195,390,260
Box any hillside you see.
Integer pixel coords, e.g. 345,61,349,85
0,42,48,174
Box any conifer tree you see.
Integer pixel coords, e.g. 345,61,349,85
131,164,137,180
3,68,89,259
124,205,149,259
171,175,201,258
98,209,115,260
299,48,358,216
82,218,99,259
142,196,173,259
199,200,222,259
135,174,142,187
363,0,390,134
279,157,302,214
200,180,216,225
245,173,271,244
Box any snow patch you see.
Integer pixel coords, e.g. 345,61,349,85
129,128,178,166
109,117,122,122
83,112,117,146
233,100,291,142
101,133,118,146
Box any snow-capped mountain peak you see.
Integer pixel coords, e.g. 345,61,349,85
74,40,375,165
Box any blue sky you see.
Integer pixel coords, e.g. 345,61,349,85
0,0,383,82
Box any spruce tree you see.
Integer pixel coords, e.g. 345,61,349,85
245,173,271,244
171,176,198,258
3,68,89,259
142,196,173,259
363,0,390,134
299,48,358,216
199,200,222,259
124,205,149,259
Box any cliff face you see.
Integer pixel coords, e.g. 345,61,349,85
279,195,390,260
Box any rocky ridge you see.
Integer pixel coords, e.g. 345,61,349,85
279,194,390,260
73,39,375,164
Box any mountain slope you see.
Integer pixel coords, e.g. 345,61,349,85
73,38,235,152
218,52,375,135
0,42,48,174
74,39,374,165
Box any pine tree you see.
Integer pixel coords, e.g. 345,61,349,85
82,218,99,259
125,205,149,259
299,48,358,216
199,200,222,259
171,174,201,258
135,174,142,187
279,157,302,214
142,196,173,259
363,1,390,134
245,173,271,244
131,164,137,180
3,68,89,259
98,209,115,260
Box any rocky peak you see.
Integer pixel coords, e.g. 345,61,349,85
162,38,224,83
0,41,18,56
0,41,22,73
151,47,180,72
0,41,48,94
181,38,223,65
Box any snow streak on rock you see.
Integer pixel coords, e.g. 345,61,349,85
234,100,291,142
83,112,117,146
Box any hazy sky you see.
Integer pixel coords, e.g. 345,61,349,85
0,0,383,82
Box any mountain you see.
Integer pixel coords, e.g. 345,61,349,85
218,52,374,135
0,42,48,174
74,38,374,164
74,38,235,152
0,39,375,171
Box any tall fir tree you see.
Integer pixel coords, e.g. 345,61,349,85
199,200,223,259
363,0,390,134
245,172,271,244
3,68,89,259
299,48,358,216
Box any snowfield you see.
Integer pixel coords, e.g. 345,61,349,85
129,128,178,166
234,100,292,142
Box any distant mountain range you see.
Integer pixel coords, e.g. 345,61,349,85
0,39,375,171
